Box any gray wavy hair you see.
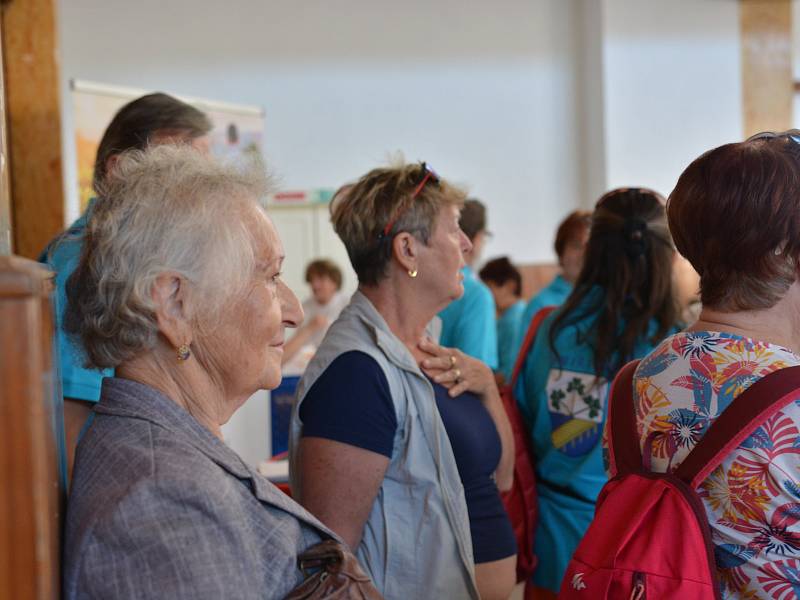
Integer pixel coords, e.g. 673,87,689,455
64,144,272,369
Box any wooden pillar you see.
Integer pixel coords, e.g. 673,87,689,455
740,0,793,137
0,256,63,600
0,23,11,255
1,0,65,259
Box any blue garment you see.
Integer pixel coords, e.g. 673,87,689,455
39,201,113,402
512,274,573,370
497,300,525,380
521,274,572,334
515,290,677,592
299,351,397,458
430,380,516,563
438,266,498,369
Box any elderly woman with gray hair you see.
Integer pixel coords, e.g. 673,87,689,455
289,162,516,600
62,146,374,599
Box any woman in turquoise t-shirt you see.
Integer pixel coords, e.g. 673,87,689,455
515,188,682,597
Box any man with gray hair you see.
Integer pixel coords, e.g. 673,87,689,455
39,93,212,476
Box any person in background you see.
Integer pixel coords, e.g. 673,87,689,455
630,131,800,598
516,189,679,598
63,146,347,599
438,198,499,369
290,163,516,600
520,210,591,334
282,258,348,373
479,256,525,381
39,93,212,476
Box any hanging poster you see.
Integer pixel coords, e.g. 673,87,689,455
71,79,265,210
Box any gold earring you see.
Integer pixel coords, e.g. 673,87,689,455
408,269,418,278
177,344,191,361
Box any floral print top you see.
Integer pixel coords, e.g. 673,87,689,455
634,331,800,599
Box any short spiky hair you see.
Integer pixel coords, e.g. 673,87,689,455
331,162,466,286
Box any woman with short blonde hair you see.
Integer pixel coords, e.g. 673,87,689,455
290,162,516,600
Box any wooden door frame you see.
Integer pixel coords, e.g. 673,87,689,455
1,0,65,259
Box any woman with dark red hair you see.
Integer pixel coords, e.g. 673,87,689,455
631,131,800,598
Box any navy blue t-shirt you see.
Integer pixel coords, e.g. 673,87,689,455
299,351,397,457
299,351,516,563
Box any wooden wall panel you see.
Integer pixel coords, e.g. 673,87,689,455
0,256,62,599
740,0,793,137
518,263,559,301
1,0,65,259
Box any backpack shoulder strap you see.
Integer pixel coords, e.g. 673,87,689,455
510,306,556,387
675,364,800,489
607,359,643,475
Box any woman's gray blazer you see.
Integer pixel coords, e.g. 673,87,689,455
64,378,334,599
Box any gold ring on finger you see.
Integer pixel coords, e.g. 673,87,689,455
449,355,457,368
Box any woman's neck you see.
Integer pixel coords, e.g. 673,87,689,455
691,288,800,353
117,348,233,439
360,281,434,360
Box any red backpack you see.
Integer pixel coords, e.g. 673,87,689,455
500,306,555,585
559,359,800,600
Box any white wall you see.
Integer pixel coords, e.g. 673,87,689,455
576,0,608,203
600,0,744,198
57,0,751,464
58,0,586,267
58,0,589,464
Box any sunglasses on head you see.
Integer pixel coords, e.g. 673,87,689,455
746,129,800,144
379,162,440,240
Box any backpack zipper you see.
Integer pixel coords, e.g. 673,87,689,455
630,572,646,600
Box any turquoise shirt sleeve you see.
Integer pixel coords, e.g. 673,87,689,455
41,221,113,403
513,275,573,370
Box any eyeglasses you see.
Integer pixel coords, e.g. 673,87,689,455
746,129,800,144
379,162,440,239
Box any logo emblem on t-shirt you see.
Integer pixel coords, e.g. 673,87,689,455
547,370,608,456
571,572,587,590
